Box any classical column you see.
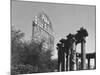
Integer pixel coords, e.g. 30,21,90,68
68,53,71,71
66,54,68,71
94,57,96,69
69,48,74,71
57,43,62,72
61,50,65,71
81,37,86,70
58,46,65,71
76,57,79,70
87,58,90,69
72,39,76,70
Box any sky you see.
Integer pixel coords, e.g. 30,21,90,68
11,0,96,58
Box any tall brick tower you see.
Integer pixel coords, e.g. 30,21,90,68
32,12,54,50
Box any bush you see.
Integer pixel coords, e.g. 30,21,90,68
11,64,38,75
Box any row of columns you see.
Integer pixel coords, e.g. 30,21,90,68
57,27,89,71
76,53,96,70
87,56,96,69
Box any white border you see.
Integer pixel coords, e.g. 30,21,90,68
19,0,96,5
0,0,99,75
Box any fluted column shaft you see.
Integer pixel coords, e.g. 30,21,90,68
81,37,86,70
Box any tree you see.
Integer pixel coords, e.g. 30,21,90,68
11,27,56,74
11,27,25,65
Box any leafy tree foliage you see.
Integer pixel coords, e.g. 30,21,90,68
11,27,57,75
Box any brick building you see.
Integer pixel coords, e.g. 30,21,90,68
32,12,54,50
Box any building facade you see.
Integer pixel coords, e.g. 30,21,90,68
32,12,54,50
